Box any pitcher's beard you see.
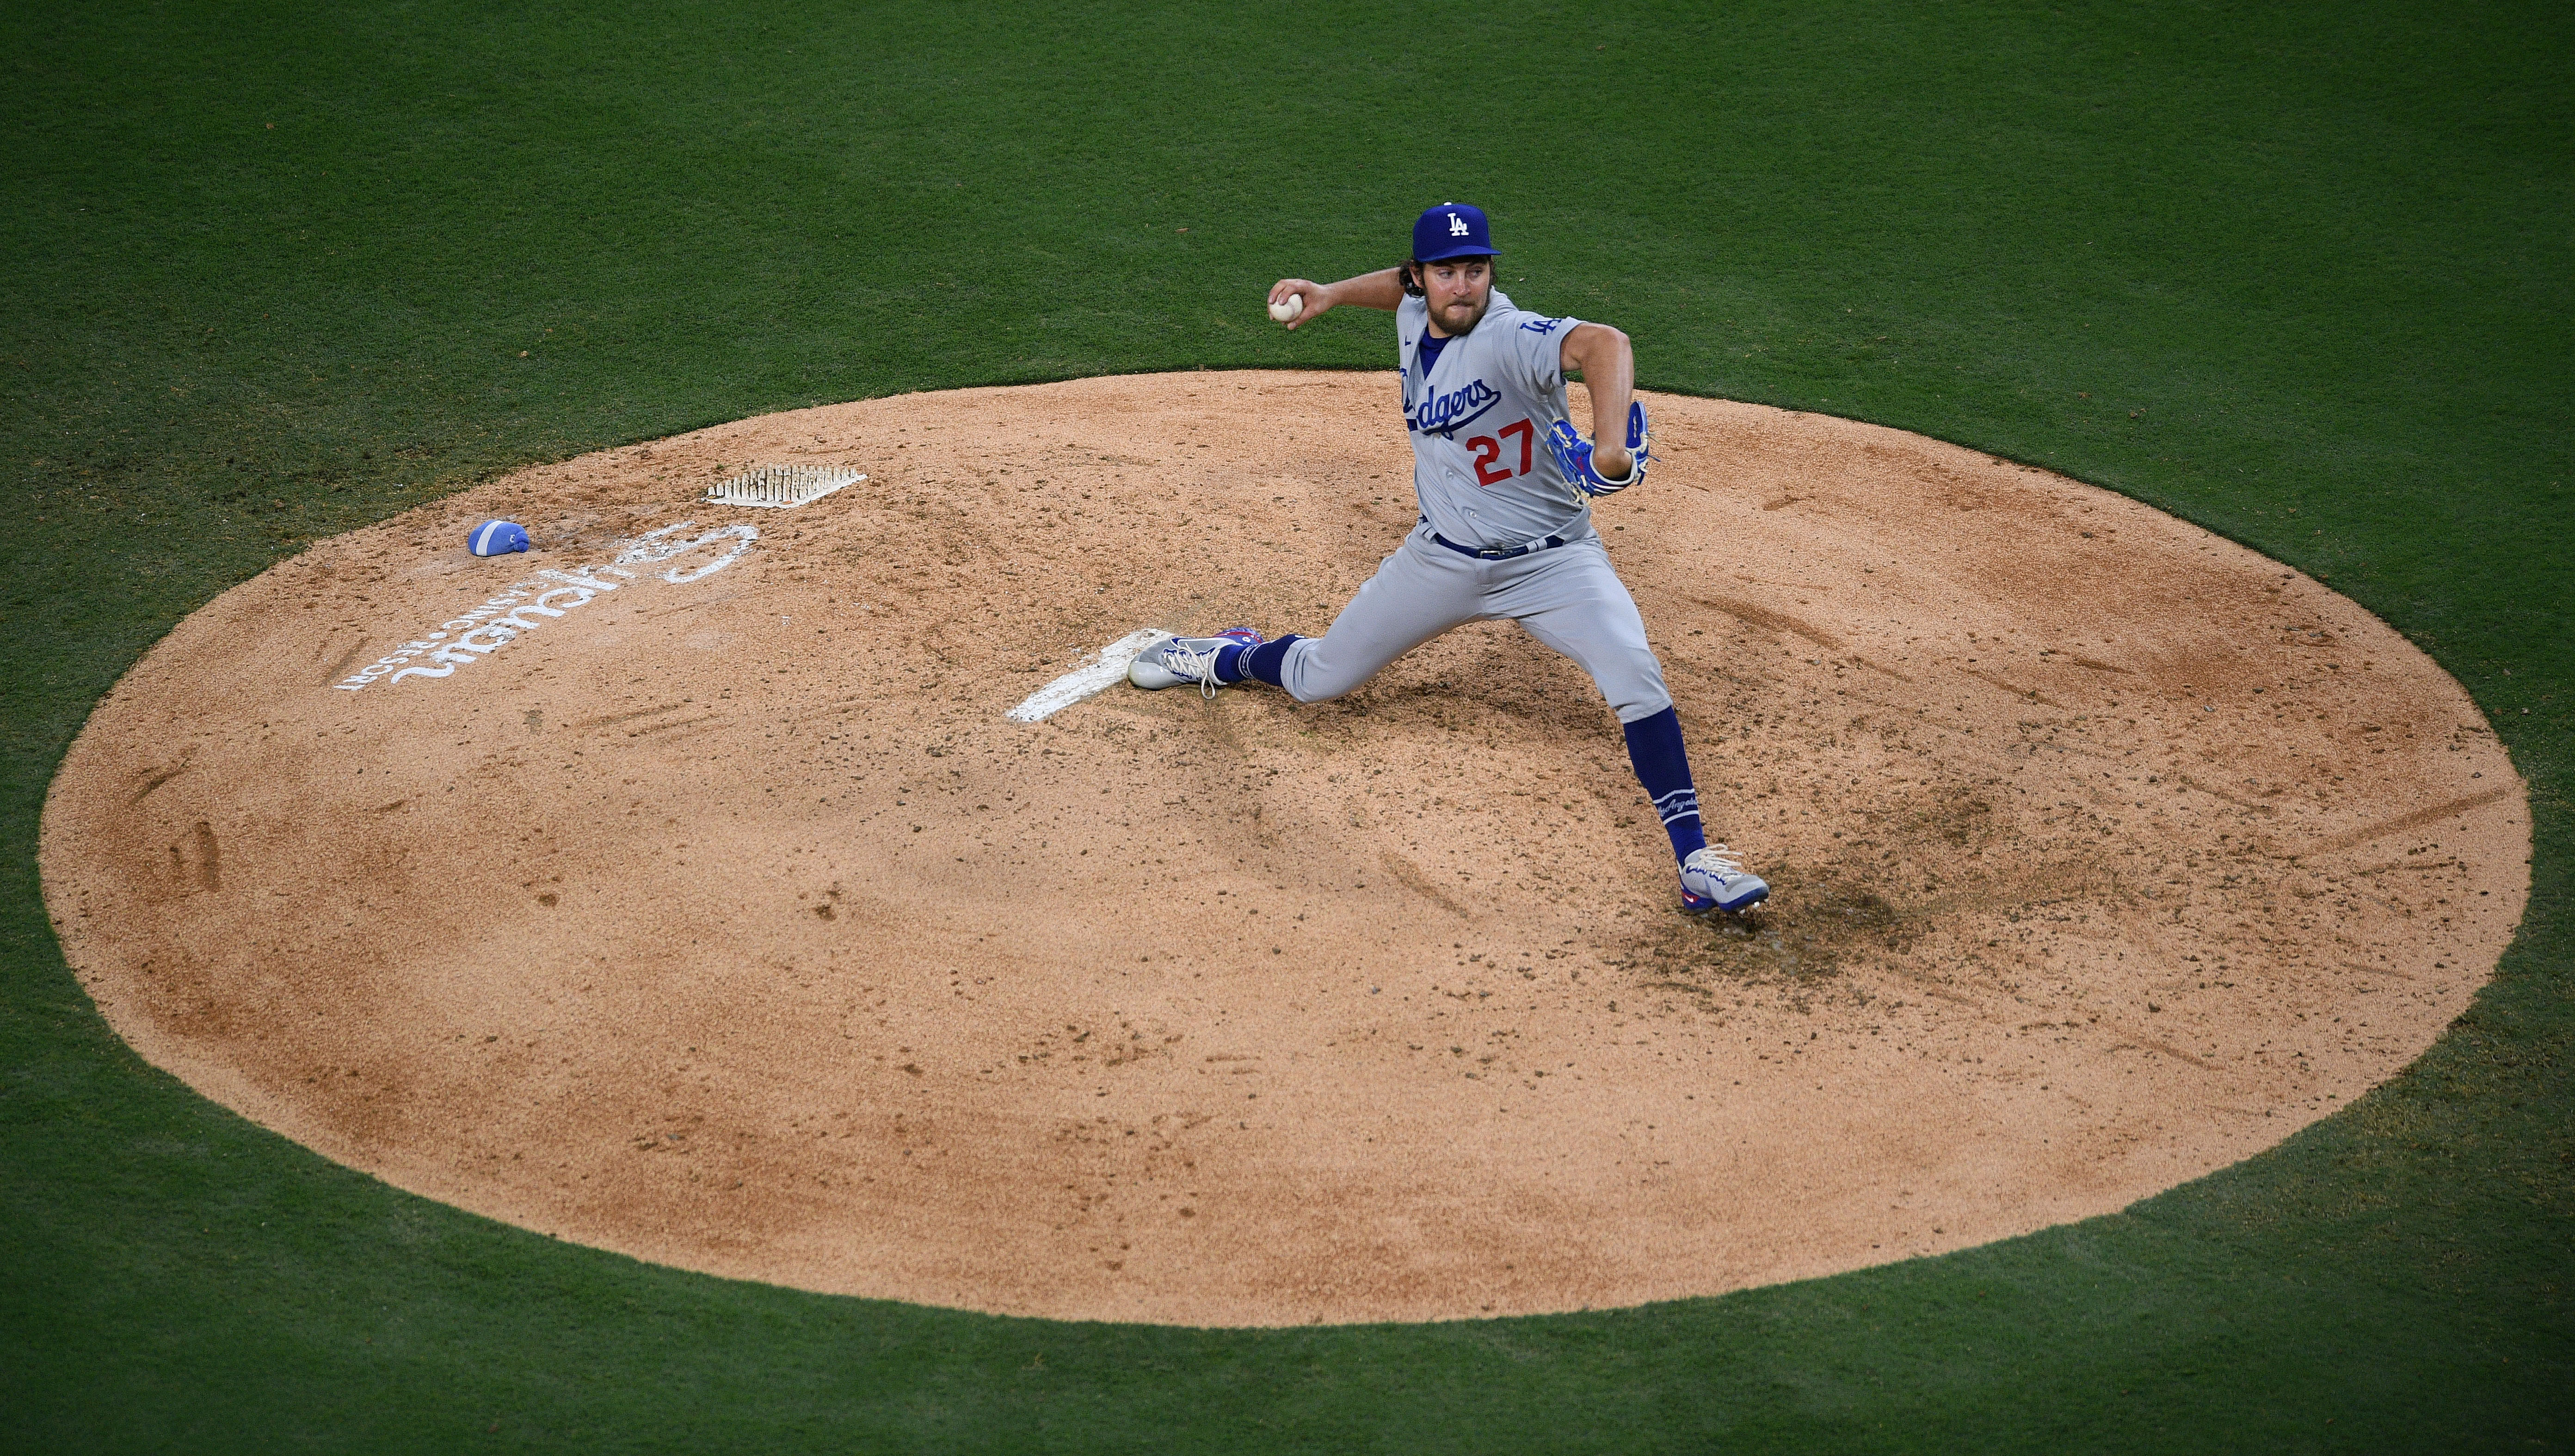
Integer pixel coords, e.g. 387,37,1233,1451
1430,295,1488,336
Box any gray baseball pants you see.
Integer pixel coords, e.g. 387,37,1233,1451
1273,524,1673,723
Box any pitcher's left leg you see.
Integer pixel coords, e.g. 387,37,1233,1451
1507,543,1769,913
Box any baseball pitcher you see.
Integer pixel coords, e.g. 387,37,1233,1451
1130,202,1768,914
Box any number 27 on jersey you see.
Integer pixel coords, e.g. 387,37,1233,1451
1466,419,1536,487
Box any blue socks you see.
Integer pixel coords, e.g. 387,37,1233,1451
1227,635,1302,686
1622,706,1707,865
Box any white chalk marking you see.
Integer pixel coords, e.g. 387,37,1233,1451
705,463,864,509
333,523,760,693
1006,630,1166,723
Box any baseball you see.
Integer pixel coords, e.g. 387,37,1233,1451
1268,293,1304,324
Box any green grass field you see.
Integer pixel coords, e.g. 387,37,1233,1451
4,0,2569,1449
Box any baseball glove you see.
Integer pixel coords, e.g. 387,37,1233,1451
1548,399,1651,496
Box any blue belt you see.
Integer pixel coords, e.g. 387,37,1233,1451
1429,530,1569,561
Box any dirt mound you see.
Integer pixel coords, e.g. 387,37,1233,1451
41,372,2527,1326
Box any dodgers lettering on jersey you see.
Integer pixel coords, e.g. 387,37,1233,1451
1396,289,1593,551
1406,377,1503,437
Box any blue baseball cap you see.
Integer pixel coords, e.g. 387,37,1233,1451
468,519,531,556
1412,202,1495,263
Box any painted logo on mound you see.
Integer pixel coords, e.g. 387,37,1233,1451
333,520,757,692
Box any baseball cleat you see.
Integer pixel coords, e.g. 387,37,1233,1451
1128,628,1265,700
1680,844,1769,914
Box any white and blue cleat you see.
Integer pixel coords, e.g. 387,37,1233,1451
1681,844,1769,914
1127,628,1266,700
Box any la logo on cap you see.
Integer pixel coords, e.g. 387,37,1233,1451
1448,212,1468,236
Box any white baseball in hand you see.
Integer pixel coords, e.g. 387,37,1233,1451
1268,293,1305,323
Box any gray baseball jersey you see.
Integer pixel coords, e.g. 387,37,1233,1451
1265,288,1670,725
1398,289,1591,550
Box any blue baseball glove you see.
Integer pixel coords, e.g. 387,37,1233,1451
1547,400,1651,496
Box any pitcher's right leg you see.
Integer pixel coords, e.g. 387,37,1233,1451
1254,532,1482,702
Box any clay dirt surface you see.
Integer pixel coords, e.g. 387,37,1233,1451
42,371,2529,1326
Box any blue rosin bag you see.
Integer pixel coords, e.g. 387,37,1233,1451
469,520,531,556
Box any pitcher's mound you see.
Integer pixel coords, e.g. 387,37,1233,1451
41,372,2526,1326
